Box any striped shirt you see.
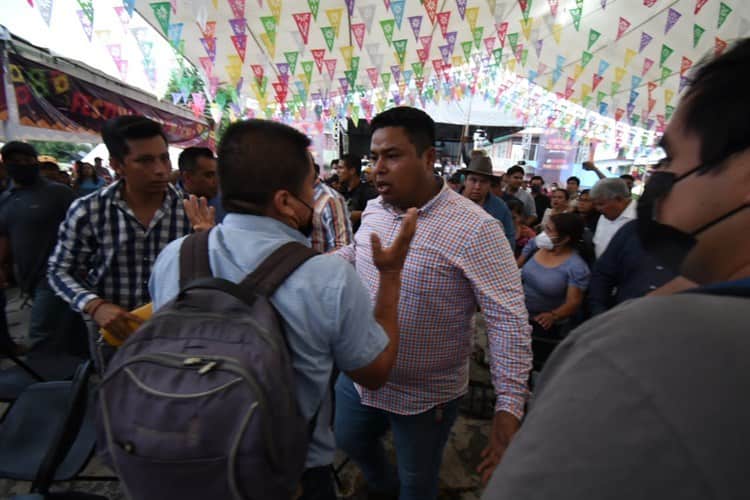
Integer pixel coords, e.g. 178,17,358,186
48,180,191,313
336,180,532,418
311,180,352,253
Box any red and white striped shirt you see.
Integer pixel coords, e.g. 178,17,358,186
336,181,532,418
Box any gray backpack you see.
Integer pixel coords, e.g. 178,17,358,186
96,229,318,500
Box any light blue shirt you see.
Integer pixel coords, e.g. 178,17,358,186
149,213,389,468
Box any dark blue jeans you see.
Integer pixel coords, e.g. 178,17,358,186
334,374,460,500
29,286,87,356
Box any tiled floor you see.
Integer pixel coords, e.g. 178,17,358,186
0,290,492,499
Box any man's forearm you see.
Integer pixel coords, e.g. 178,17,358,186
373,272,401,367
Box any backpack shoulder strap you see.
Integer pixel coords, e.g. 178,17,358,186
179,229,213,289
239,242,318,297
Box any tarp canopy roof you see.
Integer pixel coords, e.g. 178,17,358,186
134,0,746,135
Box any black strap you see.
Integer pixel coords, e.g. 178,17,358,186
179,229,213,289
238,242,318,297
684,285,750,299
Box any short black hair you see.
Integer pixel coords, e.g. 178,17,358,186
340,154,362,175
553,188,570,200
370,106,435,155
683,38,750,166
330,159,339,167
102,115,168,162
448,173,462,184
178,147,215,173
530,175,544,184
1,141,38,161
506,198,525,215
506,165,525,177
39,161,60,172
326,174,339,185
580,189,591,197
619,174,635,182
218,119,311,215
567,176,581,186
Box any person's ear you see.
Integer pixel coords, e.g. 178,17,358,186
271,189,296,220
423,146,437,172
109,157,124,177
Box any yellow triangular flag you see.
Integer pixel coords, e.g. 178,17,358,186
615,67,626,83
260,32,276,57
573,64,584,79
453,55,464,67
327,8,344,38
507,58,516,71
546,78,555,91
466,7,480,31
226,55,242,84
340,46,354,69
581,83,592,99
520,18,533,41
269,0,282,22
625,48,637,67
569,97,580,104
664,88,674,105
552,24,562,44
211,0,218,8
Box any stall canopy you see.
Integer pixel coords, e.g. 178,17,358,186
0,27,210,146
131,0,744,138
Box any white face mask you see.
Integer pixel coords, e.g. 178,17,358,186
536,232,556,250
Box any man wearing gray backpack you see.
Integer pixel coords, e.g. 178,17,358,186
98,119,416,500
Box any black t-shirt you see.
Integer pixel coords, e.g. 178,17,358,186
0,179,75,291
343,181,378,231
534,194,551,219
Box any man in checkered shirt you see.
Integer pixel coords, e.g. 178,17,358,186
48,116,192,368
334,107,532,499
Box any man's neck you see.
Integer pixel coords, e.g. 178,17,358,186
507,186,519,194
121,182,165,212
401,176,442,210
347,176,360,191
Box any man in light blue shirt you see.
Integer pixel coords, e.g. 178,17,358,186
150,119,417,500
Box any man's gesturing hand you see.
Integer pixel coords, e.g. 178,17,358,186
371,208,418,273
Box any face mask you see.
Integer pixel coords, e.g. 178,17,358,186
536,231,556,250
293,194,315,238
637,164,750,273
6,163,40,186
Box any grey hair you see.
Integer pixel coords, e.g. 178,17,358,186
590,178,630,200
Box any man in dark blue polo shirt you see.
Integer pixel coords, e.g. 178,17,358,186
460,156,515,250
0,142,80,352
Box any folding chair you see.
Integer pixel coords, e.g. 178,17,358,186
0,360,109,499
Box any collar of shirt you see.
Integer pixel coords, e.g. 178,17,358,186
375,176,448,217
108,179,182,232
222,212,311,246
617,199,637,222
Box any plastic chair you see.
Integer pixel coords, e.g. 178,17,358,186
0,361,107,499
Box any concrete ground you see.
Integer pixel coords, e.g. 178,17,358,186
0,291,493,499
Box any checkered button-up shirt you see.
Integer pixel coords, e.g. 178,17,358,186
337,181,532,418
48,180,191,312
311,180,352,253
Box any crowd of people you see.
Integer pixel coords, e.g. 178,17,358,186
0,37,748,500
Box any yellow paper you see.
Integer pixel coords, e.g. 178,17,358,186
573,64,584,79
581,83,592,99
340,46,354,69
260,32,276,57
100,303,153,347
520,18,533,41
269,0,282,21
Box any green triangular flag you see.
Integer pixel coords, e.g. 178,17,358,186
462,41,473,62
351,56,360,74
381,72,392,88
693,24,705,48
570,7,582,31
77,0,94,22
473,27,484,49
581,51,593,68
521,48,528,67
597,90,606,105
522,0,533,21
665,104,675,120
611,81,621,97
284,51,299,75
492,48,503,66
660,66,672,84
345,70,356,87
588,29,601,51
261,16,277,35
301,61,314,83
718,2,732,28
659,44,673,67
630,113,640,125
308,0,320,20
508,32,519,52
321,26,336,51
150,2,171,35
582,95,592,108
412,62,424,79
393,39,408,64
380,19,395,46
